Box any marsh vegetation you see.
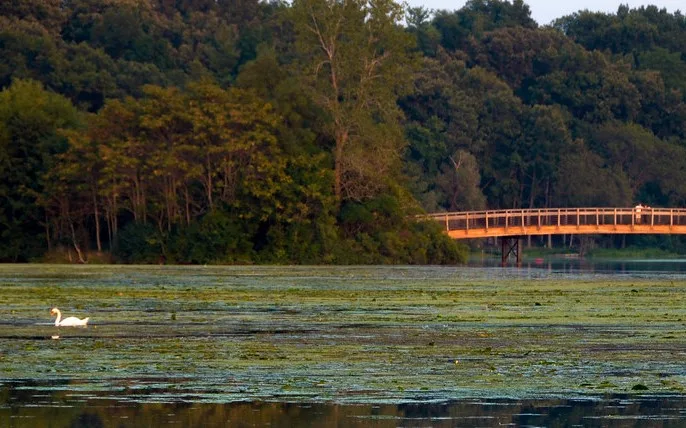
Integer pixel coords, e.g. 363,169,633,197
2,264,685,400
3,263,686,424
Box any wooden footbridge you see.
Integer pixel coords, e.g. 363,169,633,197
426,207,686,264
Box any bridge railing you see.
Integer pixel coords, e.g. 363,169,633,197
424,207,686,235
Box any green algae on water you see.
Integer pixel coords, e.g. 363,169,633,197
1,264,685,402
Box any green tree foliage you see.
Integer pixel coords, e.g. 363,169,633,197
433,0,536,52
555,6,686,96
290,0,418,204
555,5,686,56
0,0,65,35
554,141,632,207
406,7,441,57
0,80,81,261
435,150,487,211
5,1,686,262
72,82,297,262
637,48,686,94
1,0,279,110
590,122,686,204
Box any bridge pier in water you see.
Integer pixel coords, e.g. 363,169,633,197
501,236,522,266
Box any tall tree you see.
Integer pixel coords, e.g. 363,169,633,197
554,140,632,207
435,149,486,211
590,121,686,199
406,7,441,57
0,79,80,261
433,0,536,52
291,0,417,204
57,125,105,253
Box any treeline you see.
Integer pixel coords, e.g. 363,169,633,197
1,0,686,263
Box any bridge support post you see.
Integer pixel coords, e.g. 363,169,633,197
501,237,522,267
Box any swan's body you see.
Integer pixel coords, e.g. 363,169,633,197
50,308,89,327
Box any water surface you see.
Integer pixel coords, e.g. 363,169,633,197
1,263,685,425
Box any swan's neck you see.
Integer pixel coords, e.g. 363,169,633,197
53,310,61,326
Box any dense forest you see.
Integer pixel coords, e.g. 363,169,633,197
1,0,686,264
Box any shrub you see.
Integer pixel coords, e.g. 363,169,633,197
114,223,163,264
170,210,255,264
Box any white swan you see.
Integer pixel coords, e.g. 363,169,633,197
50,308,89,327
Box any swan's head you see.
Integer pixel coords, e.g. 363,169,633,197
50,308,59,316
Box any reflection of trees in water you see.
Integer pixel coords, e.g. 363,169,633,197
70,413,104,428
3,393,686,427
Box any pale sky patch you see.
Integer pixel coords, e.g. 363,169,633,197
405,1,684,25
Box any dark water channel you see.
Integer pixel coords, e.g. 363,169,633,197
1,262,686,426
3,380,686,427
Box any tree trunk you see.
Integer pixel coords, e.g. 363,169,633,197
206,155,213,209
106,208,112,250
334,128,348,204
93,190,102,252
544,178,550,209
184,185,191,225
166,177,173,232
132,176,140,222
526,171,536,249
69,218,86,264
106,193,119,248
45,213,52,251
141,181,147,224
113,195,118,239
528,170,536,209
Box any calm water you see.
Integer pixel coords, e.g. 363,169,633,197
473,255,686,275
3,383,686,427
1,260,686,426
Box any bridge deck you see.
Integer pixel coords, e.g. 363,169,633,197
426,208,686,239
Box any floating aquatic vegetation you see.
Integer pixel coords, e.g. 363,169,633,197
0,264,686,404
